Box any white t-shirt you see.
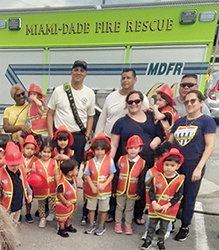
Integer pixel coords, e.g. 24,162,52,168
95,90,149,138
48,83,95,133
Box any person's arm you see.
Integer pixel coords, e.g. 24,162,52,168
85,115,93,139
94,103,107,136
168,133,174,143
149,183,162,211
86,175,98,194
26,182,33,203
152,104,166,121
97,173,114,191
191,133,215,182
53,162,60,185
109,134,120,159
57,185,72,207
149,136,161,150
3,118,31,134
47,108,55,140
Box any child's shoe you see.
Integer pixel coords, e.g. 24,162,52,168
157,241,165,250
65,224,77,233
80,216,87,226
25,213,34,223
124,224,133,235
84,224,96,234
94,225,106,236
141,239,152,250
114,223,122,234
57,229,69,238
46,213,55,222
39,218,46,228
141,230,148,240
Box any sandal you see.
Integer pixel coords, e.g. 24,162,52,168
105,215,114,223
135,218,145,225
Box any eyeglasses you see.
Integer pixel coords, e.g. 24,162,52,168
15,92,25,98
180,83,197,88
57,138,68,141
183,98,198,106
127,99,141,105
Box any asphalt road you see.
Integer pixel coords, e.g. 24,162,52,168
16,127,219,250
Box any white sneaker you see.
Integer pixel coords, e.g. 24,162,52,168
39,218,46,228
46,213,55,222
141,230,148,240
164,231,170,241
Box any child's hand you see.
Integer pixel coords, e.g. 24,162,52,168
97,183,106,191
152,104,159,111
27,195,33,203
152,200,161,211
65,201,72,207
91,186,98,194
160,202,171,213
54,154,69,161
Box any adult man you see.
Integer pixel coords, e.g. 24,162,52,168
47,60,95,165
95,68,149,138
174,74,210,117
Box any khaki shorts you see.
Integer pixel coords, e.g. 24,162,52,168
87,198,110,212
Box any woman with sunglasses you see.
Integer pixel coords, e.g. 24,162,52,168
3,84,31,143
110,90,164,225
169,90,216,242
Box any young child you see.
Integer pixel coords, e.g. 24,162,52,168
152,84,179,140
32,138,60,228
52,125,74,167
81,148,95,226
114,135,145,235
0,141,32,225
56,159,78,237
17,83,47,144
143,141,172,240
0,147,5,167
141,148,184,250
84,133,116,236
20,134,39,223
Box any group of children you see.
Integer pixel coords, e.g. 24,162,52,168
0,82,184,249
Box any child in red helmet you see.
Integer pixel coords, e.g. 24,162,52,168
141,148,184,250
152,84,179,140
17,83,47,144
84,133,116,236
114,135,146,235
0,141,32,225
20,134,39,223
52,125,75,167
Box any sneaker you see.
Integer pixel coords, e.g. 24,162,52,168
57,229,69,238
18,215,22,222
46,213,55,222
25,213,34,223
94,225,106,236
80,216,87,226
141,239,152,250
157,241,165,250
141,230,148,240
65,224,77,233
164,231,170,240
84,224,96,234
174,227,189,241
39,218,46,228
114,223,122,234
124,224,133,235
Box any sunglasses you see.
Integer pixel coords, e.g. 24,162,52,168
57,138,68,141
183,98,198,106
15,92,25,98
127,99,141,105
180,83,197,88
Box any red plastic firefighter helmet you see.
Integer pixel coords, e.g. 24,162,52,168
91,133,111,152
156,84,176,106
156,148,184,172
84,149,95,161
3,142,24,165
26,83,46,98
54,125,74,146
20,134,39,152
125,135,144,149
27,172,48,188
